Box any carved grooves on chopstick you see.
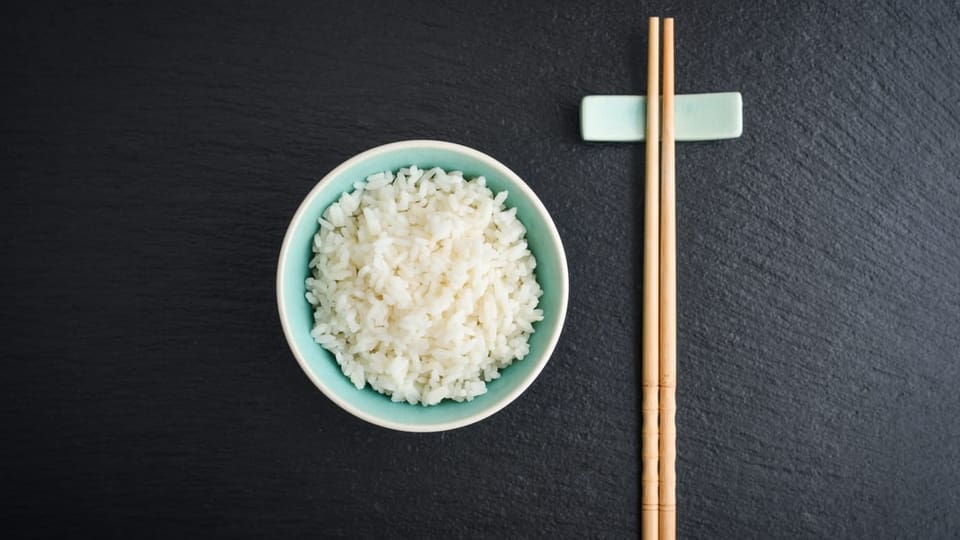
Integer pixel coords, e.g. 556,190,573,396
658,17,677,540
640,16,661,540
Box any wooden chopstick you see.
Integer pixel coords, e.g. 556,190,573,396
640,16,661,540
658,16,677,540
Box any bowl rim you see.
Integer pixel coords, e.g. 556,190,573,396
276,139,569,432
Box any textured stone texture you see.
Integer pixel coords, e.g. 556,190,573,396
2,1,959,537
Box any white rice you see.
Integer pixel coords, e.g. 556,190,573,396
305,166,544,406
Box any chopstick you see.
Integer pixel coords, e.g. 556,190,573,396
659,17,677,540
640,16,661,540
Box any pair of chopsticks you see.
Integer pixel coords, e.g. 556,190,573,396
641,16,676,540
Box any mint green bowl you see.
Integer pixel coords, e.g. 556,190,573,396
277,140,569,432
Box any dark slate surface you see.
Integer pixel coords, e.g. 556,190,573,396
3,1,959,538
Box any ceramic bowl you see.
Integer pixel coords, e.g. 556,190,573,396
277,140,568,432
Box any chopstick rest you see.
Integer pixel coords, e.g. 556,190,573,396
580,92,742,142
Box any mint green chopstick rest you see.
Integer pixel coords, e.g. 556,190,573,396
580,92,742,142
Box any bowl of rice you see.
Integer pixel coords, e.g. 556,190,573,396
277,140,568,432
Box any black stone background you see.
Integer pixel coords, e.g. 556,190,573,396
3,1,959,538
